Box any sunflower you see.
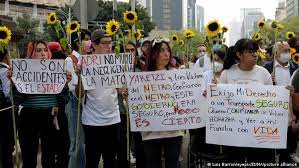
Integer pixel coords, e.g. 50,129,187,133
222,26,228,33
183,29,195,38
0,26,12,44
66,21,80,34
123,11,138,25
257,51,266,59
171,34,179,42
290,48,297,55
134,29,142,40
205,20,221,37
106,19,120,36
257,20,266,29
179,40,184,48
270,20,278,29
278,24,284,30
292,53,299,64
286,32,296,40
252,32,261,41
47,12,57,25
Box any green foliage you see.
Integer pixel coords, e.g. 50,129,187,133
168,30,205,59
282,16,299,35
96,0,155,38
14,13,45,57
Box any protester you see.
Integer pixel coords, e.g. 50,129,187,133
7,40,71,168
264,41,298,162
0,48,14,168
75,29,124,168
142,38,183,168
219,38,274,162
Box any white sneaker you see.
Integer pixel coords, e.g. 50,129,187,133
130,153,136,165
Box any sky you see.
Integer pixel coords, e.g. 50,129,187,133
197,0,279,25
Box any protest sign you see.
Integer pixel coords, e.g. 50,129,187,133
206,84,289,149
126,68,206,131
11,59,66,94
81,53,134,89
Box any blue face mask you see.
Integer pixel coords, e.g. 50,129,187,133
212,44,222,52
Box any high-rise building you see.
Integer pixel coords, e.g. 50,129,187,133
187,0,196,28
286,0,299,18
229,18,241,46
275,1,287,21
195,4,204,32
240,8,264,38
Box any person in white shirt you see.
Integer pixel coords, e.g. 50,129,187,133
75,29,123,168
0,48,14,168
263,41,299,162
219,38,274,163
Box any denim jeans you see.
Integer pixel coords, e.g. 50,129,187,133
66,93,86,168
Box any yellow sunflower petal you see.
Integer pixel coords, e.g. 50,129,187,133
292,53,299,64
123,11,138,25
47,12,57,25
257,20,266,29
222,26,228,33
66,21,80,34
183,29,195,38
270,20,278,29
205,20,221,37
0,26,12,44
171,34,179,42
134,29,142,40
179,40,184,48
286,32,296,40
252,32,261,41
106,19,120,36
290,48,297,55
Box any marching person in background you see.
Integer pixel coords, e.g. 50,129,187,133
0,48,14,168
264,41,298,162
140,40,151,70
7,40,71,168
219,38,274,162
142,38,183,168
48,41,70,168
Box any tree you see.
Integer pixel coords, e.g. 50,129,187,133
96,0,155,38
282,16,299,35
14,13,47,57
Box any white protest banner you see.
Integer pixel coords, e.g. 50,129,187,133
126,68,206,131
206,84,289,149
11,59,66,94
81,53,134,90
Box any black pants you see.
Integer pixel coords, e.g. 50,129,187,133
19,107,56,168
132,132,145,168
83,123,120,168
143,136,182,168
54,106,70,168
117,114,130,168
0,109,15,168
278,126,297,162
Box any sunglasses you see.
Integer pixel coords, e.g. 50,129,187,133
152,38,170,47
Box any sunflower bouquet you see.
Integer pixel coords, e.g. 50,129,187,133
204,20,222,56
46,12,81,52
0,26,12,52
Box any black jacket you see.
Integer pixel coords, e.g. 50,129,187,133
264,61,298,77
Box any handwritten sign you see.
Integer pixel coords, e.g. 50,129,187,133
81,53,134,89
11,59,66,94
206,84,289,149
126,68,206,131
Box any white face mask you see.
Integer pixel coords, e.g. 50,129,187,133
198,52,206,57
214,62,223,72
278,53,291,63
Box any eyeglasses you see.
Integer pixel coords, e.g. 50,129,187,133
125,48,135,53
152,38,170,47
242,50,257,56
99,40,112,47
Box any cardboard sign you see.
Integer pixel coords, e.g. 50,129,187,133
206,84,289,149
81,53,134,89
126,68,206,131
11,59,66,94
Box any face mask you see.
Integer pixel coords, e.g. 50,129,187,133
197,52,206,58
278,53,291,63
212,44,221,52
214,62,223,72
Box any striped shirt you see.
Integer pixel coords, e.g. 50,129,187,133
22,94,58,108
